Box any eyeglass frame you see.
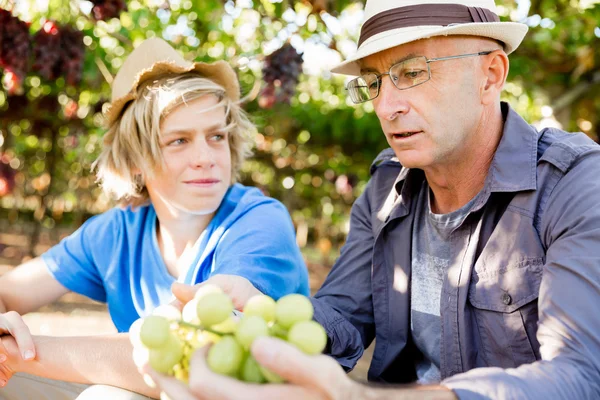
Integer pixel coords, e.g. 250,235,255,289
346,50,496,104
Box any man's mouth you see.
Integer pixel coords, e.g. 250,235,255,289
391,131,421,139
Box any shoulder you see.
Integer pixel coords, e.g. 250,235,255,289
224,183,287,215
213,185,296,247
77,204,153,238
538,127,600,173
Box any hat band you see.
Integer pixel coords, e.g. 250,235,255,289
358,3,500,47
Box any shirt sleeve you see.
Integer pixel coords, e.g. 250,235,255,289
311,179,378,372
443,151,600,399
41,212,117,303
211,199,309,299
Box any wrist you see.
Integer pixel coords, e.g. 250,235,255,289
347,382,458,400
346,380,372,400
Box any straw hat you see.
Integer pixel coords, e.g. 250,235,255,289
104,37,240,126
332,0,528,76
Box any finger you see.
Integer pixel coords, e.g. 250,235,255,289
0,337,8,363
251,337,344,395
171,282,197,304
204,275,233,293
187,346,318,400
187,346,257,399
144,368,197,400
207,275,254,310
169,298,184,311
2,312,35,360
0,362,13,387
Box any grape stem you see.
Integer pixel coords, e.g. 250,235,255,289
270,324,288,338
179,321,223,337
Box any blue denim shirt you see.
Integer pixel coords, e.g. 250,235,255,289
312,103,600,399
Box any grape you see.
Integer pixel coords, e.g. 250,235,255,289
196,292,233,327
206,336,244,377
172,364,188,383
195,330,222,346
128,318,145,348
240,355,265,383
0,9,30,94
287,321,327,355
244,295,276,323
30,22,84,85
132,345,150,369
135,292,328,388
89,0,127,21
140,316,171,349
152,304,182,321
259,44,303,108
182,298,200,324
193,283,223,300
149,335,184,374
32,21,61,81
275,294,314,329
269,323,289,340
211,316,238,334
235,316,269,349
57,25,84,86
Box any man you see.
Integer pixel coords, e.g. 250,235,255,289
146,0,600,398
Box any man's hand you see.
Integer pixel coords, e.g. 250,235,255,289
145,337,458,400
171,275,262,310
0,311,36,387
144,337,356,400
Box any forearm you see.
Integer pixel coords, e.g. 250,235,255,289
442,358,600,399
15,334,160,398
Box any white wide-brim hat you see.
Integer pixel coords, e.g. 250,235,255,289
332,0,529,76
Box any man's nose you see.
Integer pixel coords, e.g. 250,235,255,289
373,76,410,121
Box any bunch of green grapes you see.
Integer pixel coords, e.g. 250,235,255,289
130,286,327,386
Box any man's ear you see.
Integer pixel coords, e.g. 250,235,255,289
480,50,509,105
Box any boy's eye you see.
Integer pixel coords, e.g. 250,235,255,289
211,133,226,141
168,138,186,146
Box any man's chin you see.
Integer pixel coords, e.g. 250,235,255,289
392,150,429,170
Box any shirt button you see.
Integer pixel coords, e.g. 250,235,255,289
502,293,512,305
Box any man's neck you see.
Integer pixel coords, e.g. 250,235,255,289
425,107,504,214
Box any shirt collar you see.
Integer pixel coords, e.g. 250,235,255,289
393,102,539,198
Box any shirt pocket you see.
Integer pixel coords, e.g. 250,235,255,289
468,257,543,368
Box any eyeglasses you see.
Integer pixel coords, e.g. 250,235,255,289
346,50,495,104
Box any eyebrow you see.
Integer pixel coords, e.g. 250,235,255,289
162,123,228,137
359,52,421,74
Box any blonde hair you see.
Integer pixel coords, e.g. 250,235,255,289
94,73,255,207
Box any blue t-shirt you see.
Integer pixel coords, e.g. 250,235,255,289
42,184,309,332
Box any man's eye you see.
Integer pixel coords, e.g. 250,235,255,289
404,70,426,79
211,133,226,141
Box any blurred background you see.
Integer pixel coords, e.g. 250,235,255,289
1,0,599,380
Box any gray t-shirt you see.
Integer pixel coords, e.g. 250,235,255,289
411,181,483,383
